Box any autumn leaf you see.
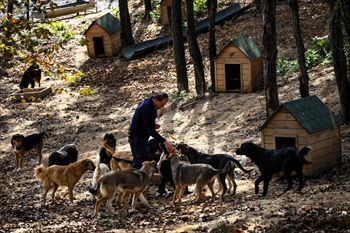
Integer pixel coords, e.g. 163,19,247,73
21,99,25,104
9,18,15,24
50,3,54,12
55,46,59,52
57,89,62,94
32,98,36,101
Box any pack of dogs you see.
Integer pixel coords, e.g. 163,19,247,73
10,131,312,217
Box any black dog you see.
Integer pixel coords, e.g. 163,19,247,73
96,133,116,168
48,144,78,167
148,138,163,154
236,142,311,197
19,65,42,89
176,143,253,199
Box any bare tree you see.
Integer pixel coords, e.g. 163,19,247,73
186,0,205,96
262,0,279,117
288,0,309,97
207,0,217,91
119,0,135,48
145,0,152,18
341,0,350,73
329,0,350,123
172,0,188,92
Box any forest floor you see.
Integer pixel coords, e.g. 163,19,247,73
1,0,350,232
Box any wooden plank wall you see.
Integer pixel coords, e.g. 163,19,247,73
110,30,121,54
85,23,109,57
161,0,185,26
250,56,263,91
214,43,250,92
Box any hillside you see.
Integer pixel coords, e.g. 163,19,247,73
1,0,350,232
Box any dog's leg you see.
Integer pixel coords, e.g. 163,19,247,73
283,171,293,193
178,186,187,203
137,193,149,207
68,185,74,203
255,175,263,195
19,153,24,170
121,192,129,208
207,181,216,202
132,191,142,210
218,174,227,199
34,144,43,164
116,191,122,207
296,167,304,191
194,184,203,203
172,185,182,203
106,198,114,213
95,197,109,216
261,177,271,197
14,152,19,171
227,172,237,195
51,182,59,204
43,180,51,205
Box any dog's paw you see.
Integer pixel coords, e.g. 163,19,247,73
258,194,266,198
15,168,21,172
128,209,136,213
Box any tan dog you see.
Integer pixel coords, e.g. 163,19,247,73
168,152,232,203
11,132,48,171
35,159,95,205
102,139,133,170
88,161,156,216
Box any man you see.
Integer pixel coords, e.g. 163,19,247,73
128,92,174,169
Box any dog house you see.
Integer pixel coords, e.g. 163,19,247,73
83,13,121,57
214,35,263,93
260,95,342,177
160,0,186,26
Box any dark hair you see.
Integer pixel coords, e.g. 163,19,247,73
153,92,168,101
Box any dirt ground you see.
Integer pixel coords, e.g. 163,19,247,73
1,0,350,232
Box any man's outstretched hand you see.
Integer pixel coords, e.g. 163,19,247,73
164,140,174,153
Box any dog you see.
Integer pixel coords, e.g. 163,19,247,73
95,133,116,169
91,162,110,202
48,144,78,167
34,158,95,205
235,142,311,197
19,65,42,89
148,138,163,154
176,143,252,199
11,132,48,171
88,160,156,216
168,152,232,203
101,139,134,171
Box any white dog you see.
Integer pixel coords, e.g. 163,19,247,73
92,154,111,201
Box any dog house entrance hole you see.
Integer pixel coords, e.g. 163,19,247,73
167,6,172,26
225,64,241,90
93,37,105,56
275,137,296,149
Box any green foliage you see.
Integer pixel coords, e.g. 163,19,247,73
304,49,319,69
59,30,76,43
193,0,208,16
79,85,93,95
150,10,161,20
131,11,145,23
111,6,120,20
218,223,230,233
276,55,299,77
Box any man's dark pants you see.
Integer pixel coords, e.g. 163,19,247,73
128,136,149,169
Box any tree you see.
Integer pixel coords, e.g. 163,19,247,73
207,0,217,91
262,0,279,117
172,0,188,92
341,0,350,73
288,0,309,98
186,0,205,96
119,0,134,48
145,0,152,18
329,0,350,123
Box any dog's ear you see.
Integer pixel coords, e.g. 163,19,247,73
151,160,156,167
11,138,14,148
83,160,89,167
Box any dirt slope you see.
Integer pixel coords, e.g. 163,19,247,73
1,0,350,232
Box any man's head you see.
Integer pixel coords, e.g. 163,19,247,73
153,92,168,109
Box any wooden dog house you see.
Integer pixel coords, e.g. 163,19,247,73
160,0,186,26
260,95,342,177
214,35,263,93
84,13,121,57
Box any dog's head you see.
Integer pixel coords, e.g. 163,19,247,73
167,153,181,163
141,160,157,173
176,144,190,154
82,159,96,171
103,133,116,150
236,142,253,157
11,134,24,149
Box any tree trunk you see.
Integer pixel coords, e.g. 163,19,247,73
207,0,217,91
186,0,205,96
329,0,350,123
341,0,350,74
5,0,14,39
172,0,188,92
119,0,135,48
288,0,309,98
262,0,279,117
145,0,152,18
254,0,262,14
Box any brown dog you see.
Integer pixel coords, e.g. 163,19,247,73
168,152,232,203
35,159,95,205
101,139,133,170
11,132,48,171
88,161,156,216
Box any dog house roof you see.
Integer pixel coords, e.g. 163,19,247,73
214,35,263,61
83,13,121,35
261,95,342,134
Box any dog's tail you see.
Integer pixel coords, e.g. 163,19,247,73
34,164,45,182
102,139,115,157
88,185,98,196
298,146,312,164
112,157,133,164
230,157,253,173
40,132,48,143
215,161,233,174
